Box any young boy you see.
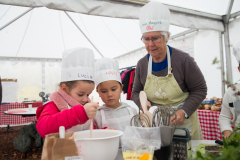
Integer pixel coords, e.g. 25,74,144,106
94,58,137,131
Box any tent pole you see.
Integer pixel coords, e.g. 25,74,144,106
224,24,233,84
230,11,240,19
219,32,225,96
223,0,235,24
223,0,234,84
0,8,33,31
64,11,104,58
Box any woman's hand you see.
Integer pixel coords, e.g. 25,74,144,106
147,101,152,109
83,102,99,119
170,110,185,125
223,130,232,139
140,100,152,112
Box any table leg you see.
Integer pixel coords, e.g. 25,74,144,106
7,125,10,132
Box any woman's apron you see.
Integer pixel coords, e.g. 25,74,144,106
143,46,203,140
100,107,135,160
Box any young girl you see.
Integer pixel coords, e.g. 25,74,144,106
94,58,137,131
36,48,99,138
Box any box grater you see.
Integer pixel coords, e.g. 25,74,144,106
172,128,191,160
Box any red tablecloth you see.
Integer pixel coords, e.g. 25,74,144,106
197,109,222,140
0,102,42,125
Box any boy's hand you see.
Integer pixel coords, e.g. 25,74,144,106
84,102,99,119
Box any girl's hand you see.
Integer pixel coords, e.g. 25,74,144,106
84,102,99,119
147,101,152,109
106,127,116,130
87,97,91,103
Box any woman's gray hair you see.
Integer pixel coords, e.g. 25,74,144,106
160,31,171,42
143,31,171,42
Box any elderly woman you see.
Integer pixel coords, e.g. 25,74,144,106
132,2,207,140
219,42,240,139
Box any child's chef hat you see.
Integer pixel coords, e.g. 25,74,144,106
95,58,121,87
61,47,95,82
233,42,240,63
139,2,170,34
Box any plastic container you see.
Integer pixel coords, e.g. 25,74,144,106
74,129,123,160
28,104,32,111
202,99,215,105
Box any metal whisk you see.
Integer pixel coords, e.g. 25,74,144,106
152,106,177,128
130,108,152,127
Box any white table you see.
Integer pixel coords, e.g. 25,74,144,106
191,140,220,158
4,107,37,117
4,107,42,159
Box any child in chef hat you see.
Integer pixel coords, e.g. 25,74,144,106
219,42,240,138
36,48,99,138
94,58,137,131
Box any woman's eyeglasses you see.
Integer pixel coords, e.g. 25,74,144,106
141,35,164,44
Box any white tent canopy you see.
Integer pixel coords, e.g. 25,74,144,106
0,0,240,102
0,0,228,31
0,5,190,59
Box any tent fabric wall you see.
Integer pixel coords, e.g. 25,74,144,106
193,30,222,99
0,0,224,31
45,60,61,94
229,17,240,83
0,28,234,101
0,59,61,102
0,59,42,102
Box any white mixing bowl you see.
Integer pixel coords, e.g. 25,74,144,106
74,129,123,160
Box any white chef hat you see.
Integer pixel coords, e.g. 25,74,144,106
61,47,95,82
139,2,171,34
95,58,121,87
233,42,240,63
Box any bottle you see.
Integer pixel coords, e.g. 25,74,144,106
28,104,32,111
59,126,65,138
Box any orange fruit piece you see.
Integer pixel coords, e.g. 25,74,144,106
140,153,150,160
